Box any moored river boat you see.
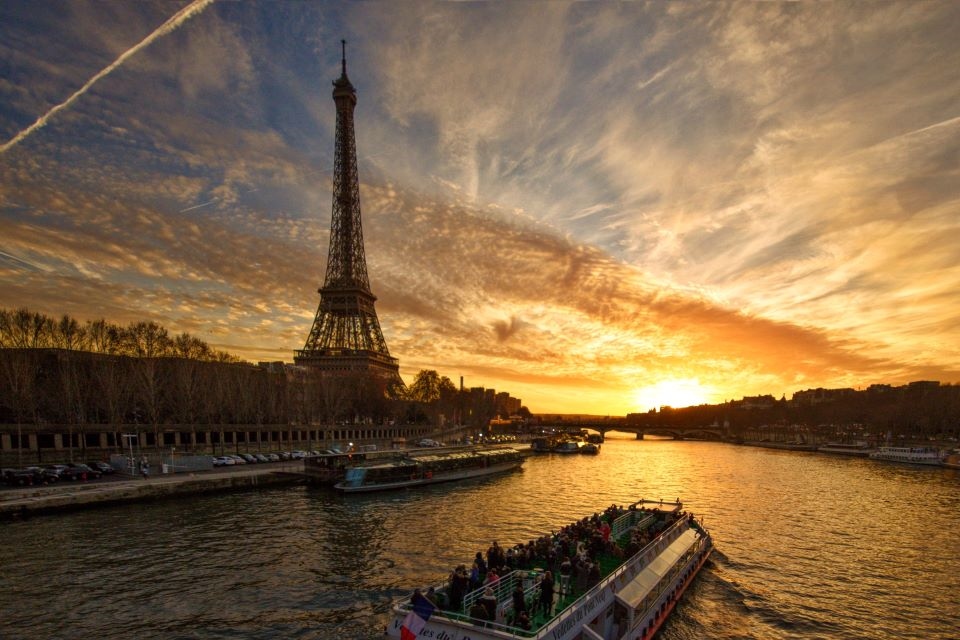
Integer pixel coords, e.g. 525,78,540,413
386,499,712,640
334,446,524,492
817,441,875,457
869,446,943,466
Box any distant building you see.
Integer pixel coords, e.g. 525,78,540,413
739,395,776,410
791,387,856,406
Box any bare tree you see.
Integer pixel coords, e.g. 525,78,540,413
121,321,172,357
2,308,54,348
0,349,40,466
53,314,87,350
85,319,121,354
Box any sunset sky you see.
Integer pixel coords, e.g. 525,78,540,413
2,1,959,415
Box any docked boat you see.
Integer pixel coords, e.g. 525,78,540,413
554,439,585,454
817,441,876,457
386,499,712,640
581,442,600,454
869,446,943,466
530,437,555,453
334,447,524,492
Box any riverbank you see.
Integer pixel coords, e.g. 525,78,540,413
0,463,305,519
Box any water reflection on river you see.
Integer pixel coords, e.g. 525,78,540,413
2,437,959,639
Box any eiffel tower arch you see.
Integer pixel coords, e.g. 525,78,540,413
295,42,402,392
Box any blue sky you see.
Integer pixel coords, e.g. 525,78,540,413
2,1,959,413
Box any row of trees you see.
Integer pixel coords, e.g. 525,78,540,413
0,309,529,452
0,308,238,361
0,351,470,428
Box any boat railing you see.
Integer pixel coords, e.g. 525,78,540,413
610,509,655,542
530,515,694,639
461,568,540,616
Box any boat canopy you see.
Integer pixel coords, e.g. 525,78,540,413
614,528,700,610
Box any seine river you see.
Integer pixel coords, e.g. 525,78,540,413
2,437,959,639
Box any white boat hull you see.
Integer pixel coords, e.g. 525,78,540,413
869,447,943,466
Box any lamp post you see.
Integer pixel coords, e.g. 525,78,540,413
122,433,137,475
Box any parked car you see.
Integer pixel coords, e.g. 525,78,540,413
264,453,280,462
87,461,116,475
66,463,101,480
228,455,246,465
25,466,60,484
212,456,235,467
277,451,292,461
3,468,40,486
290,450,307,459
45,464,85,481
238,453,257,464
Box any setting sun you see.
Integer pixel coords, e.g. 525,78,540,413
633,379,712,412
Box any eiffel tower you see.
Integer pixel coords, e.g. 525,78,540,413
294,41,400,385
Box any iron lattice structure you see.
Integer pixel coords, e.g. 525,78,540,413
295,43,400,383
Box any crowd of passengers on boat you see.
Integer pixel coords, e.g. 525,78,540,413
424,500,692,630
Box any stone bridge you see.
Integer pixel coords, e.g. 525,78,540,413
533,417,728,441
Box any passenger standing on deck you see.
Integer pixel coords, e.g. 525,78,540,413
469,561,482,591
475,551,487,577
587,561,601,588
479,587,498,622
449,565,469,611
511,582,527,617
538,570,555,616
559,556,573,597
599,520,611,543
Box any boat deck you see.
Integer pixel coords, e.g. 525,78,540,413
425,502,688,636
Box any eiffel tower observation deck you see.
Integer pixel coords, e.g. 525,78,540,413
295,42,400,384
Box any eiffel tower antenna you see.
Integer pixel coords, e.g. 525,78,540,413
295,42,401,385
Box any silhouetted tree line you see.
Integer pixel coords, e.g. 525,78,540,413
0,310,527,449
628,383,960,442
0,307,238,361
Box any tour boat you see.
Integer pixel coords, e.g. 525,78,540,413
816,441,875,457
868,446,943,466
386,499,713,640
333,447,524,492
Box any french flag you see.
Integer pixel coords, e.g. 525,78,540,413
400,592,436,640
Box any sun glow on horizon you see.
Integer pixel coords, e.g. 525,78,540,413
633,378,712,413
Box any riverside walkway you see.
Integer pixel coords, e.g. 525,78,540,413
0,462,305,519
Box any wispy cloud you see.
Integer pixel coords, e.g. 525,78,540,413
1,1,958,412
1,0,217,154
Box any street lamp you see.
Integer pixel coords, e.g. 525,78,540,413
122,433,138,475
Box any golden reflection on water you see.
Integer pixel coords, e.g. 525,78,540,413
1,436,958,639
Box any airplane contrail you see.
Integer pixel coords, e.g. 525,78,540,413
0,0,217,155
